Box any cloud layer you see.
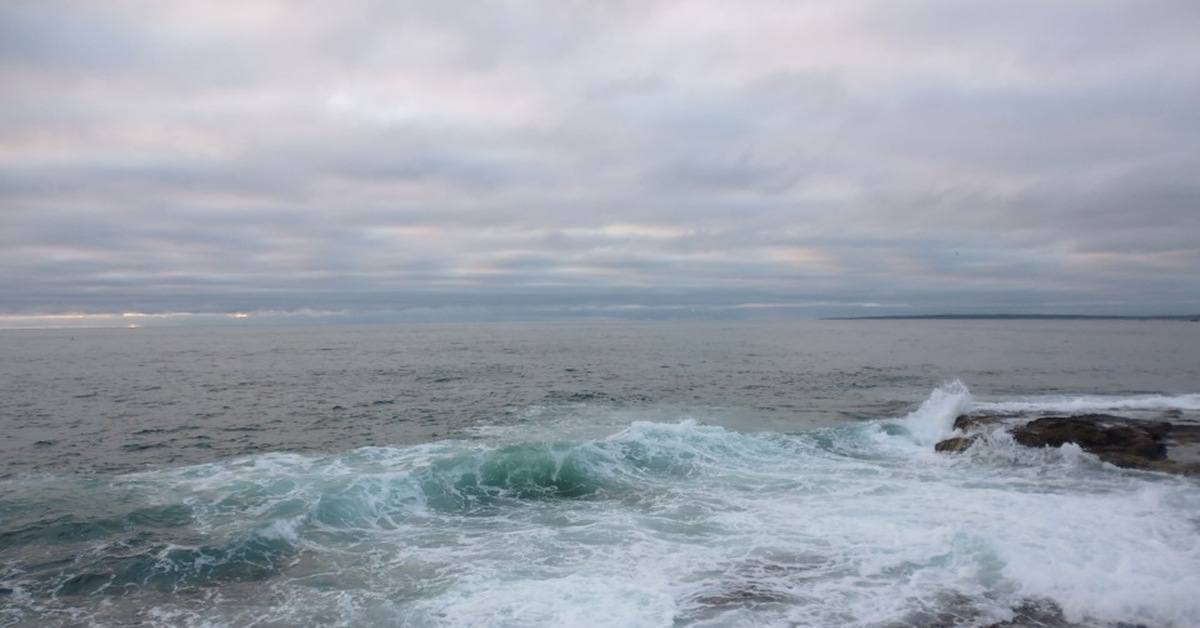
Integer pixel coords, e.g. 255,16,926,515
3,0,1198,321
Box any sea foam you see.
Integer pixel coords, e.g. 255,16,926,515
4,384,1199,627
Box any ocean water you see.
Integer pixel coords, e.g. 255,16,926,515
1,320,1198,627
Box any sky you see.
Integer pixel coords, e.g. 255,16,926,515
2,0,1198,326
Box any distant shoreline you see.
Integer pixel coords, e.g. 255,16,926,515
823,314,1200,321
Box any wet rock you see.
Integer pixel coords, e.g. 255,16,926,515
934,436,977,453
1011,414,1169,465
952,414,1008,432
935,414,1006,454
692,585,792,607
938,413,1200,475
1010,413,1200,475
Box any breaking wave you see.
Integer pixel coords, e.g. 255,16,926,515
3,383,1199,627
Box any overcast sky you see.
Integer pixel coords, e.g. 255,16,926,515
2,0,1198,324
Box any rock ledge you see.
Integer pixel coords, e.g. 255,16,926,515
937,413,1200,475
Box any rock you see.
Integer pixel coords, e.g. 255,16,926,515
936,415,1006,453
937,412,1200,475
952,414,1008,432
934,436,977,453
1011,414,1170,465
1008,414,1186,471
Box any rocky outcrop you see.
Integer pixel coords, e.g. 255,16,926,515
952,414,1007,432
936,413,1200,475
1011,415,1168,462
933,436,977,453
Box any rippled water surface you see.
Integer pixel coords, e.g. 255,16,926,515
2,320,1199,627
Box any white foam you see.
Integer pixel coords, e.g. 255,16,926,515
975,392,1200,414
412,573,678,628
377,407,1200,627
994,481,1200,626
22,389,1200,628
876,379,973,449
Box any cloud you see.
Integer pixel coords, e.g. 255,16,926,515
1,0,1198,321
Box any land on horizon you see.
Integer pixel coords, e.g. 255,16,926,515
824,314,1200,321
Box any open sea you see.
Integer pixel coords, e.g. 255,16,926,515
2,319,1199,627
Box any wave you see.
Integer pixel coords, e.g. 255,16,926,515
884,378,974,447
3,384,1200,627
973,392,1200,415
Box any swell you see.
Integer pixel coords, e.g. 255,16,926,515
0,421,799,602
4,386,1200,628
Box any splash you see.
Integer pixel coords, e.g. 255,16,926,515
883,379,974,447
5,391,1200,628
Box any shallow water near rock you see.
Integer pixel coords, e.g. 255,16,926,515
1,320,1199,627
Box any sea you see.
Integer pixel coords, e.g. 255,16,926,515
1,319,1199,628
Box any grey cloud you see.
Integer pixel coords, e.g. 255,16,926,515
0,4,154,73
1,0,1198,320
642,153,799,194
